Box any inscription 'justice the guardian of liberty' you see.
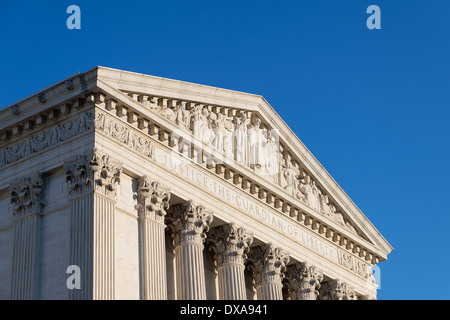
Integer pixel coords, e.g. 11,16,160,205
157,148,340,263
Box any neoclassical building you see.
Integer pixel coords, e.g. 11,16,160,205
0,67,392,300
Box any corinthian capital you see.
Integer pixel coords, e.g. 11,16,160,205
208,223,253,267
248,243,290,286
166,200,213,246
285,262,323,300
10,172,46,220
319,279,348,300
136,175,171,223
64,148,122,200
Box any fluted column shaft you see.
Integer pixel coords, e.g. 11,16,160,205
11,214,41,299
167,200,213,300
256,282,284,300
136,176,171,300
175,242,207,299
140,218,167,299
68,193,115,300
209,223,253,300
10,173,45,300
248,243,290,300
217,263,247,299
69,194,94,300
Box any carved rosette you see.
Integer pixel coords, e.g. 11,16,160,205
248,243,290,287
319,279,356,300
64,148,122,200
135,175,171,224
9,173,46,220
166,200,213,247
285,262,323,300
208,223,253,267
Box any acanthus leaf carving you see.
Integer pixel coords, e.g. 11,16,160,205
247,243,290,287
318,279,357,300
285,262,323,300
166,200,213,246
10,172,46,220
136,175,171,224
64,148,122,200
208,223,253,267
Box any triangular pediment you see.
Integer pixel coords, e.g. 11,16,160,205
92,66,392,261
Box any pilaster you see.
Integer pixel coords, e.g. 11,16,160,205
10,173,45,300
64,148,122,300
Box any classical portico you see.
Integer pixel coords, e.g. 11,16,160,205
0,67,392,300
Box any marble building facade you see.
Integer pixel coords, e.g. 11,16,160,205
0,67,392,300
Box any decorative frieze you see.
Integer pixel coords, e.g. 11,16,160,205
284,262,323,300
94,111,155,160
0,111,95,168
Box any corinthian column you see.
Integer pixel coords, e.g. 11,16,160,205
64,148,122,300
166,200,213,300
284,262,323,300
136,176,171,300
248,243,290,300
10,173,46,300
208,223,253,300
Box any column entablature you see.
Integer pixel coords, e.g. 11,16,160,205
0,87,387,268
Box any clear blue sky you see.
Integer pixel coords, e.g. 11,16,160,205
1,0,449,300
